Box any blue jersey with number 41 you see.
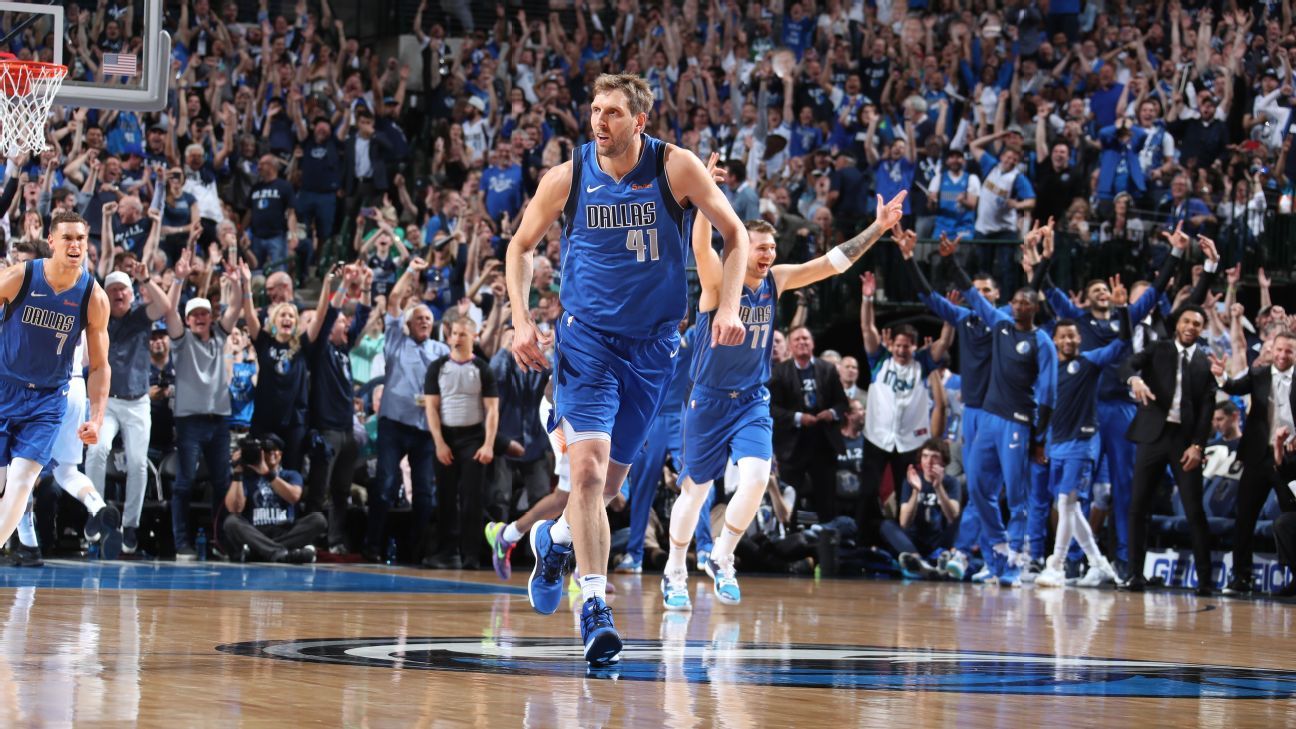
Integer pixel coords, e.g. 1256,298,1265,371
560,134,690,340
691,272,778,391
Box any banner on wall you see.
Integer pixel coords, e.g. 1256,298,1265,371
1144,549,1292,592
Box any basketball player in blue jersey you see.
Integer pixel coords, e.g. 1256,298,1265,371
1040,221,1207,574
505,74,748,666
943,229,1057,587
660,179,909,610
1034,318,1128,588
899,233,1005,579
0,211,111,553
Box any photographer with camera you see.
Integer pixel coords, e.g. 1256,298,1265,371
222,434,326,563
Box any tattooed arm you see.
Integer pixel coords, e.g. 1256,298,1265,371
772,191,909,292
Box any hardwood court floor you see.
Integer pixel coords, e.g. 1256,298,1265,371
0,561,1293,727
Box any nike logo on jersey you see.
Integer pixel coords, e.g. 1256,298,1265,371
669,348,680,358
586,184,606,193
30,292,47,297
1008,443,1021,449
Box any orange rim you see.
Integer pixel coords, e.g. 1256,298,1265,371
0,59,67,80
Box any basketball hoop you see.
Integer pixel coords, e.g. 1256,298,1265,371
0,53,66,155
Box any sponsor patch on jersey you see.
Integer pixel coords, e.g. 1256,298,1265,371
630,182,654,191
1109,320,1120,332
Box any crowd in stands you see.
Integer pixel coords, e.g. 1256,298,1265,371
4,0,1296,595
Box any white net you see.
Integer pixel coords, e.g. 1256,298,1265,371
0,60,66,155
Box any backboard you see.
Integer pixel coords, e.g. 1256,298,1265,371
0,0,170,112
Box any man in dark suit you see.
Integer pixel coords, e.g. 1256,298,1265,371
1214,331,1296,595
770,326,851,521
341,107,392,222
1121,303,1218,595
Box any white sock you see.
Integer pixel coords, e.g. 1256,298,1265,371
711,522,744,564
502,522,523,545
666,478,710,572
579,574,607,602
550,515,573,546
1070,502,1105,567
55,465,103,515
17,510,36,548
1050,494,1074,567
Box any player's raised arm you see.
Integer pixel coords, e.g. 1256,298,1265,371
691,153,726,312
506,161,571,371
78,285,111,446
773,191,907,292
665,146,746,346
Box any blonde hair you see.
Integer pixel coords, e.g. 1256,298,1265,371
267,301,302,356
592,74,654,117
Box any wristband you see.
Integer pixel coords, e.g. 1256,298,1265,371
827,246,851,272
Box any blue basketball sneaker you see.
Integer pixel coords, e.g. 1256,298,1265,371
982,548,1008,584
995,551,1022,588
527,520,572,615
661,567,691,611
709,554,741,605
579,597,623,666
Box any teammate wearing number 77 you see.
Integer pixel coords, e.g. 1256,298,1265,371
660,187,909,611
504,74,749,667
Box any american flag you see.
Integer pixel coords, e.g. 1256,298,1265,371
103,53,137,77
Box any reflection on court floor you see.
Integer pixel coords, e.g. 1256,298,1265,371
0,559,524,594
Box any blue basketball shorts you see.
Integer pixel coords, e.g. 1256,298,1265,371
1049,457,1094,500
0,378,70,465
679,384,774,485
548,314,679,465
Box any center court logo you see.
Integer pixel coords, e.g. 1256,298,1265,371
215,637,1296,698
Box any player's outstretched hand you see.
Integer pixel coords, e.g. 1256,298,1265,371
1160,220,1189,252
77,421,99,446
875,191,907,230
1197,234,1219,263
1208,353,1227,380
1129,377,1156,406
711,306,745,347
511,318,552,372
938,233,961,258
704,152,726,186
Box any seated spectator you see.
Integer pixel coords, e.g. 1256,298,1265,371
879,439,962,580
222,435,325,563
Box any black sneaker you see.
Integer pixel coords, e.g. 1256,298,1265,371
175,546,197,561
1116,575,1146,592
85,505,110,543
121,527,138,555
12,543,43,567
1222,576,1254,597
93,506,123,560
421,552,463,570
286,545,317,564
